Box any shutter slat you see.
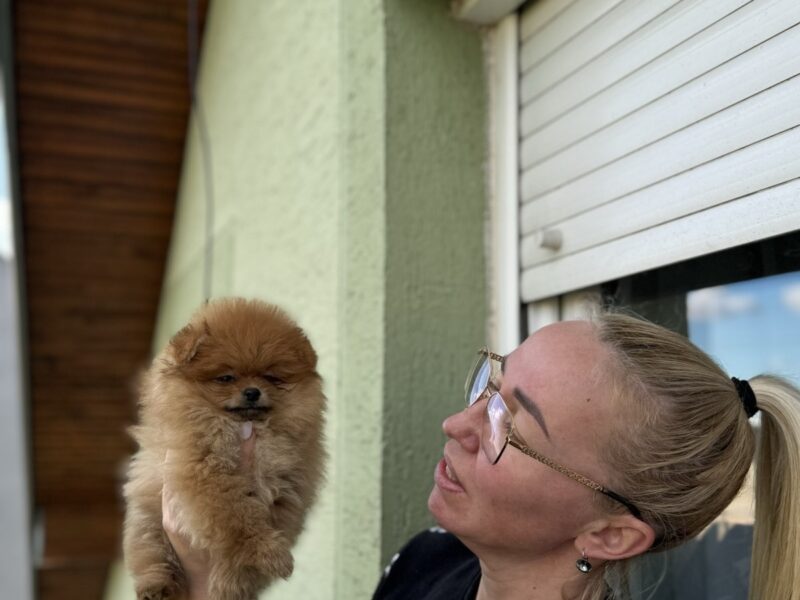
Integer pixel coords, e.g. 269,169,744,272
520,179,800,302
518,0,800,303
521,23,800,202
520,0,575,42
520,0,624,72
520,0,750,135
520,0,800,168
521,72,800,230
521,125,800,268
520,0,680,104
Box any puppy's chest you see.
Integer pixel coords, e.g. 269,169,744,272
200,428,300,501
244,439,301,496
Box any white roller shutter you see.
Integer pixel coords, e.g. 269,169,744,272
518,0,800,303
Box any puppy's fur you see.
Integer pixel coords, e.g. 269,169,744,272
123,298,326,600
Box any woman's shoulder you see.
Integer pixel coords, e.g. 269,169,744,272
386,527,473,567
371,527,480,600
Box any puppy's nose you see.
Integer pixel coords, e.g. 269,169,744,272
242,388,261,403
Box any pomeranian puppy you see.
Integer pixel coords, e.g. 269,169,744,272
123,298,326,600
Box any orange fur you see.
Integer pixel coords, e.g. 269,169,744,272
123,298,326,600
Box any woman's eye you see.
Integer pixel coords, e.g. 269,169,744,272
263,374,285,386
215,374,236,383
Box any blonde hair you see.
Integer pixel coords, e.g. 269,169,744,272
750,375,800,599
573,312,800,600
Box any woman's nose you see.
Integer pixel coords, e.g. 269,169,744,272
442,402,481,454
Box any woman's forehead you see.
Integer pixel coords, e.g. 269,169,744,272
504,321,614,442
509,321,605,375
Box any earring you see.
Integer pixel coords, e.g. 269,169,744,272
576,549,592,574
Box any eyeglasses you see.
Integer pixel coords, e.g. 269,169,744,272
465,348,643,521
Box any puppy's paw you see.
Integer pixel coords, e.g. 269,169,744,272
262,546,294,580
134,570,181,600
241,537,294,580
136,584,176,600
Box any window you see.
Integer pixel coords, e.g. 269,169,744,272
508,2,800,597
597,233,800,599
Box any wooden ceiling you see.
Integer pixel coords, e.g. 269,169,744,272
13,0,207,597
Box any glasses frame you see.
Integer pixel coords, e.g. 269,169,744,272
469,348,643,521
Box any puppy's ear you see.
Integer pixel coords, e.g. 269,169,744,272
296,333,318,371
167,321,208,365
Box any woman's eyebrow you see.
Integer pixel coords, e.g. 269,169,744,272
513,387,550,439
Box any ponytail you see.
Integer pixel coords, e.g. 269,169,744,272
749,375,800,600
571,313,800,600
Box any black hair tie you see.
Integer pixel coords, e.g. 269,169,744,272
731,377,759,418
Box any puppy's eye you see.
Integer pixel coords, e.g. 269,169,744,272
215,374,236,383
262,374,285,386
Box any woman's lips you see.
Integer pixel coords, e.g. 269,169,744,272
434,456,465,493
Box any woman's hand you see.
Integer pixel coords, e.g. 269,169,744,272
161,422,256,600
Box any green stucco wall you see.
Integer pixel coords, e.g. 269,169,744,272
107,1,486,599
382,0,488,564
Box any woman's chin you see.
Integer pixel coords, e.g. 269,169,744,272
427,486,453,530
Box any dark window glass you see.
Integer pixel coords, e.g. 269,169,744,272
599,233,800,599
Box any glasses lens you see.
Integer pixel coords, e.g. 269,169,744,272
483,393,512,463
466,351,491,406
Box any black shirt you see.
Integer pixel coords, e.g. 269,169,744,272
372,528,481,600
372,528,617,600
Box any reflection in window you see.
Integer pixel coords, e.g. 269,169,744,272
685,271,800,531
633,272,800,599
688,271,800,387
604,261,800,599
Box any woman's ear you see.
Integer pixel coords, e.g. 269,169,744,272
575,515,656,562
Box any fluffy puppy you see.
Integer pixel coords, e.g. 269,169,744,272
123,298,326,600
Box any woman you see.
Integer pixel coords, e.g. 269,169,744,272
166,313,800,599
372,314,800,599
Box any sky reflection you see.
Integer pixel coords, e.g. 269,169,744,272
688,271,800,386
